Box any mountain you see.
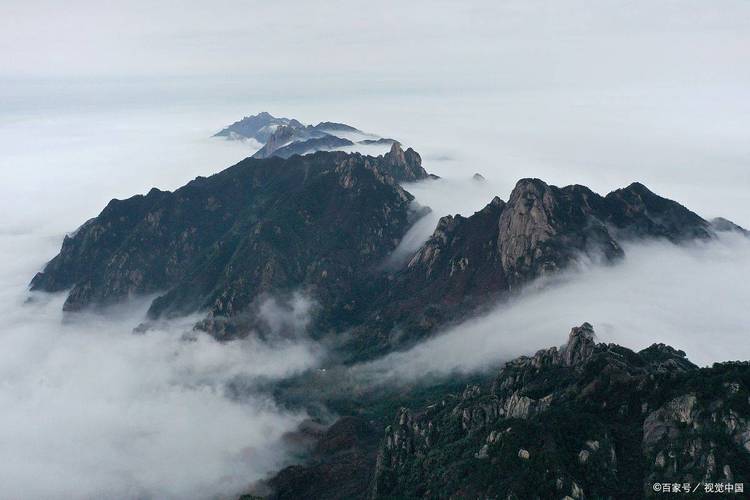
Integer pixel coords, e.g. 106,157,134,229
30,145,429,320
261,417,381,500
266,135,354,159
712,217,750,236
31,147,741,350
215,112,395,159
213,112,303,143
342,178,717,356
260,324,750,499
373,324,750,498
27,139,750,498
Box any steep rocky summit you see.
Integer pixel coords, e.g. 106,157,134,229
30,146,428,319
32,145,741,352
256,324,750,499
373,325,750,498
351,178,717,352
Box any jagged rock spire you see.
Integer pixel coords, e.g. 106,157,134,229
561,322,597,366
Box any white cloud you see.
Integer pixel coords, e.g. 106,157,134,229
0,111,322,499
0,285,321,499
0,2,748,495
358,232,750,384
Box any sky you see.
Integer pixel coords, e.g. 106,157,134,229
3,0,748,226
1,1,749,498
3,1,749,85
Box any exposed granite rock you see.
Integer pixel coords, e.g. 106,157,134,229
32,150,726,355
31,151,426,317
642,383,750,491
497,179,623,285
370,324,750,499
378,142,430,182
348,178,715,356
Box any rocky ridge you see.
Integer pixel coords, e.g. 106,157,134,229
30,145,427,321
347,177,720,354
31,146,746,353
270,324,749,499
214,112,396,159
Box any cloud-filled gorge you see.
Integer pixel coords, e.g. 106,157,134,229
355,231,750,386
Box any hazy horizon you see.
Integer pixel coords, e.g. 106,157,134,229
1,1,749,498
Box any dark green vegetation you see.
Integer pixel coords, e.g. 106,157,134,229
31,145,428,326
263,325,750,499
30,144,750,498
340,177,716,358
32,144,726,357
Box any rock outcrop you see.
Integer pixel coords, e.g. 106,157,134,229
32,147,735,353
370,324,750,499
350,178,715,354
255,324,750,499
409,178,710,295
30,150,428,318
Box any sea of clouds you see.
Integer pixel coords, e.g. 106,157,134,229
1,1,748,496
0,108,324,498
355,231,750,386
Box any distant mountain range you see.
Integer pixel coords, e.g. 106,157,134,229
214,112,397,159
30,132,750,498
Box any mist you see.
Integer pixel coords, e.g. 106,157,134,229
0,109,327,499
0,296,318,499
357,232,750,386
1,1,749,496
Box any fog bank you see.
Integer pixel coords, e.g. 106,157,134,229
0,109,325,499
358,232,750,384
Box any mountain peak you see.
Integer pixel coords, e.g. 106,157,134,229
385,141,405,163
216,113,403,160
378,142,429,182
561,322,597,366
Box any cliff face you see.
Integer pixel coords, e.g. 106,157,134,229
350,178,713,353
405,178,710,296
371,324,750,499
30,146,428,319
27,139,750,498
32,146,730,350
257,324,750,499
